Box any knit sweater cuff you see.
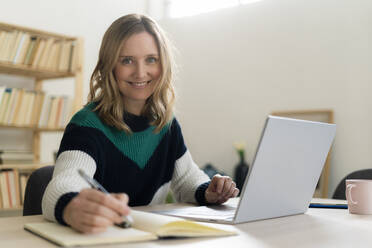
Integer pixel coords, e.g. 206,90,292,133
195,181,210,205
55,192,79,226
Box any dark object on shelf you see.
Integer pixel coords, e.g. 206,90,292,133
202,163,226,179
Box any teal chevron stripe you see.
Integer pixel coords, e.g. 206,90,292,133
70,103,169,169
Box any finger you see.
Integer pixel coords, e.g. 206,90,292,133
82,198,123,223
111,193,131,216
80,211,113,228
75,221,109,234
221,177,233,197
233,188,239,197
76,191,123,223
83,190,128,216
226,181,236,198
212,175,225,194
111,193,129,204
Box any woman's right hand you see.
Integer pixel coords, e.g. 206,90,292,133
63,188,131,233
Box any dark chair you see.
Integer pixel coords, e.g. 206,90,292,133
332,169,372,199
23,165,54,216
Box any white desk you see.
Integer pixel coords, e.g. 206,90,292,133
1,200,371,248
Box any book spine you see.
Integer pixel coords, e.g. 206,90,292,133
0,89,11,124
4,171,13,208
0,172,10,208
13,170,21,207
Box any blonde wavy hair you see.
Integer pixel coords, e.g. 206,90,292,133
88,14,176,133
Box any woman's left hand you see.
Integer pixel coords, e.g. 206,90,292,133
205,174,239,204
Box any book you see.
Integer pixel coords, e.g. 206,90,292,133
0,150,34,164
0,88,11,123
0,31,16,62
38,95,52,127
0,32,10,61
52,41,63,71
44,41,58,71
14,33,31,65
0,172,10,208
19,173,29,205
59,97,72,127
27,37,41,66
4,171,13,208
31,38,46,68
38,38,54,69
9,31,24,63
7,170,21,208
0,86,6,104
68,41,77,72
30,92,45,126
309,198,348,209
54,96,64,128
58,41,72,72
24,210,237,247
47,96,58,128
23,37,37,65
3,88,18,125
24,91,36,126
0,31,7,56
12,32,28,64
11,89,25,125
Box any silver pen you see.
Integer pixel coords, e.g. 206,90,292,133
77,169,134,228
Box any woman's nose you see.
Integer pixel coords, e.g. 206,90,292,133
134,63,147,79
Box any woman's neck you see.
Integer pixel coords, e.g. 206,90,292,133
123,100,145,116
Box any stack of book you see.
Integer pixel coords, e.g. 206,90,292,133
0,150,34,164
0,30,77,72
0,86,72,128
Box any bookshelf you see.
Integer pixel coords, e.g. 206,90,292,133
0,21,84,213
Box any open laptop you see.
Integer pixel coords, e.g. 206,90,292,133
154,115,336,224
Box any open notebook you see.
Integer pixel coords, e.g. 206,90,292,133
24,210,237,247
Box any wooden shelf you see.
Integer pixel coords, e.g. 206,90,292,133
0,124,64,132
0,206,22,211
0,62,75,80
0,21,75,40
0,163,50,170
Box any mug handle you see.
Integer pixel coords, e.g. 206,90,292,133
346,184,358,205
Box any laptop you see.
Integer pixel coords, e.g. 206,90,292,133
154,115,337,224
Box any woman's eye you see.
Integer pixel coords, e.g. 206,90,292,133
121,58,133,64
146,57,158,63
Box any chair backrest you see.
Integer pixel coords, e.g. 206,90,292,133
332,168,372,199
23,165,54,216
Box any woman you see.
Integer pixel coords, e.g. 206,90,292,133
42,14,239,233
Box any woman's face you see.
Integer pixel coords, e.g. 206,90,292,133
114,31,161,114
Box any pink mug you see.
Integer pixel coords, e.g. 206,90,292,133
346,179,372,214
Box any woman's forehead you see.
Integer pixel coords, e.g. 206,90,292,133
119,32,159,56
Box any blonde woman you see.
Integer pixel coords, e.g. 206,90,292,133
42,14,239,233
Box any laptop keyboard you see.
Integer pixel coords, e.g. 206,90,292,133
153,204,237,221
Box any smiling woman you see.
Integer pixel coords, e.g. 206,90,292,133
41,13,239,234
88,14,176,133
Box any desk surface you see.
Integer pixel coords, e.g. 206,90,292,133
1,199,371,248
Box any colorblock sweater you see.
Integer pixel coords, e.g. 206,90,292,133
42,103,210,224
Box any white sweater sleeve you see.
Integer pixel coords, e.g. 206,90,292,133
170,150,210,203
41,150,97,221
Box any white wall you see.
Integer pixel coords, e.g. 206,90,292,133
159,0,372,197
0,0,147,162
